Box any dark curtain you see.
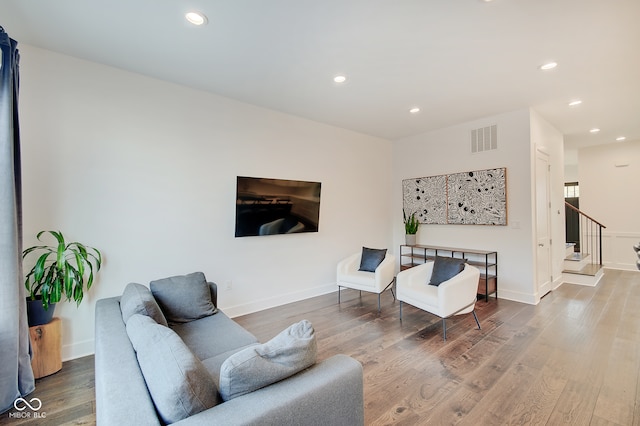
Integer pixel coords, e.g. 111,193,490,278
0,26,35,414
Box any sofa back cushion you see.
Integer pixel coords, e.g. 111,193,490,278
219,319,317,401
120,282,168,326
126,314,221,424
150,272,217,323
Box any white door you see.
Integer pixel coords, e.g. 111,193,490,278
535,150,552,298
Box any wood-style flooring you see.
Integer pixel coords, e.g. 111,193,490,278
3,269,640,425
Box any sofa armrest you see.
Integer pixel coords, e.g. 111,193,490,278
95,297,161,426
374,254,396,289
438,264,481,317
174,354,364,426
208,281,218,308
337,252,361,280
396,261,434,293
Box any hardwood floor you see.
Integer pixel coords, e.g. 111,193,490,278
0,355,95,425
4,269,640,425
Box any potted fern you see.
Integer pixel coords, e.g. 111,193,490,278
403,210,419,245
23,230,102,326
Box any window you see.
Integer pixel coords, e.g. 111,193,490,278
564,182,579,198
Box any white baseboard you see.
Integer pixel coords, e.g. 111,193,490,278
495,288,537,305
222,282,337,318
62,338,94,362
552,275,564,290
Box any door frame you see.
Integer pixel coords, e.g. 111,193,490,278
535,149,553,298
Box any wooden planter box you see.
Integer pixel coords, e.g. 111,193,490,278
29,317,62,379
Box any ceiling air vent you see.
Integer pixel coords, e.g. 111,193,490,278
471,125,497,153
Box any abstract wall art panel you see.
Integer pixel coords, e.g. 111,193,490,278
402,167,507,226
447,168,507,225
402,175,447,224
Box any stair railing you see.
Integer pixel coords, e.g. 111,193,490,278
565,202,606,266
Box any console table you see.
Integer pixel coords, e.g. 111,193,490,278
400,244,497,301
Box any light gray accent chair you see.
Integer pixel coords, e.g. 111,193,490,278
95,279,364,425
336,251,396,311
396,261,481,340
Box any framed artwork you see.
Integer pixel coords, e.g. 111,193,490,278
402,167,507,226
402,175,447,224
447,168,507,225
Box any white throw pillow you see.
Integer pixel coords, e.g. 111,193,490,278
219,320,317,401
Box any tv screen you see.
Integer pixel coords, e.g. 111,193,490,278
235,176,321,237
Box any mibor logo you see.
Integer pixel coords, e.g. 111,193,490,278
8,397,46,419
13,397,42,411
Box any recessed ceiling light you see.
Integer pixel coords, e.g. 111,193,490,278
589,128,600,133
539,62,558,70
185,11,208,26
409,107,420,114
568,100,582,107
616,136,626,141
333,75,346,83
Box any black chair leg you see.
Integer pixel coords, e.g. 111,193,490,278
442,318,447,341
399,301,403,321
473,310,481,330
338,286,341,303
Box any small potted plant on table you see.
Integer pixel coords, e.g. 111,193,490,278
403,210,419,246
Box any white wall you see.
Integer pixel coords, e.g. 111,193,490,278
579,139,640,270
392,109,538,304
18,45,393,360
529,109,566,290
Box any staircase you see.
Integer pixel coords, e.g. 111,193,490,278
562,203,606,286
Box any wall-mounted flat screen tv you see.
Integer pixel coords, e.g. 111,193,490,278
235,176,321,237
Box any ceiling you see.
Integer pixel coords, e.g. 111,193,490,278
1,0,639,150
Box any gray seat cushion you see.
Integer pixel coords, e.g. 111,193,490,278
201,343,259,389
218,320,317,401
171,311,258,361
126,314,221,424
150,272,217,323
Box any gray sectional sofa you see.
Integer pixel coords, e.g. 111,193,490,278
94,272,364,425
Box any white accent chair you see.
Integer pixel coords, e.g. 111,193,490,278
396,261,481,340
336,252,396,311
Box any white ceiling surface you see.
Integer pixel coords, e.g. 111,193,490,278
1,0,639,149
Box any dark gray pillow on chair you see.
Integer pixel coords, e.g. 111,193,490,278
150,272,217,323
358,247,387,272
429,256,466,286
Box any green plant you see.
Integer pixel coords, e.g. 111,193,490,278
23,230,102,310
403,210,419,235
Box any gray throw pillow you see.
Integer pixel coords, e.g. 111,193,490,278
429,256,466,286
150,272,217,323
120,282,168,326
219,319,317,401
126,314,221,424
358,247,387,272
